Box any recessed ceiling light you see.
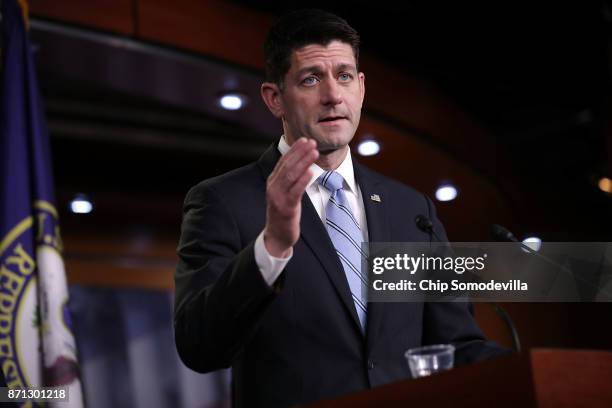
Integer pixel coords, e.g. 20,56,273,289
598,176,611,194
219,93,246,111
435,185,458,202
70,194,93,214
522,236,542,252
357,139,380,156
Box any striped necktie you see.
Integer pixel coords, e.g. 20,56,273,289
318,171,367,331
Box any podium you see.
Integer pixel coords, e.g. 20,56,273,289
308,349,612,408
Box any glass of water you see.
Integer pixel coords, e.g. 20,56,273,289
404,344,455,378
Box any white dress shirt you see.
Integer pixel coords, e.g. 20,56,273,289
254,136,369,286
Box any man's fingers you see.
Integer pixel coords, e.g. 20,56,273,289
271,138,318,189
268,138,310,181
287,168,314,203
282,138,316,169
283,139,317,171
264,138,317,253
285,145,318,187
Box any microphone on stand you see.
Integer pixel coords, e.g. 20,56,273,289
491,224,572,274
414,215,522,352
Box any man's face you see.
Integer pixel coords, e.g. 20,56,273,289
273,41,365,152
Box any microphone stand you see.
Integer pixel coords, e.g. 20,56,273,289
415,215,522,352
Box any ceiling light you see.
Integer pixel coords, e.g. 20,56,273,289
219,93,245,111
70,194,93,214
435,185,458,202
357,139,380,156
522,236,542,252
598,177,611,194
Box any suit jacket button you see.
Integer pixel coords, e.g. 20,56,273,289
367,360,375,370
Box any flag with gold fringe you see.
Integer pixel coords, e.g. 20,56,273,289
0,0,84,406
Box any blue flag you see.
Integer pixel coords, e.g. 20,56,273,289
1,0,83,405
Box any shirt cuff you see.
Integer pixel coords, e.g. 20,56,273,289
254,230,292,286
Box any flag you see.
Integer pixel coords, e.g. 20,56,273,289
0,0,84,406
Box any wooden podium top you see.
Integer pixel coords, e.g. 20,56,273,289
307,349,612,408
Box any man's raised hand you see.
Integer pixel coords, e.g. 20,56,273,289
263,138,319,257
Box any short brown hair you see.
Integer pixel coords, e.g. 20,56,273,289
264,9,360,87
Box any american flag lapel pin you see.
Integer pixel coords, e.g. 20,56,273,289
370,194,381,202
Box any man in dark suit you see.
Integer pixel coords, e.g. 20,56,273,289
175,9,507,408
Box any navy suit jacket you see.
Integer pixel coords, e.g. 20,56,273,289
174,143,507,407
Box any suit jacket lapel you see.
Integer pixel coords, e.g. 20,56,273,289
257,143,364,334
354,162,391,351
256,143,281,178
299,196,364,333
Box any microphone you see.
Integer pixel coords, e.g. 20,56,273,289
416,215,521,352
490,223,587,353
491,224,518,243
491,224,570,271
415,214,442,242
489,224,540,352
